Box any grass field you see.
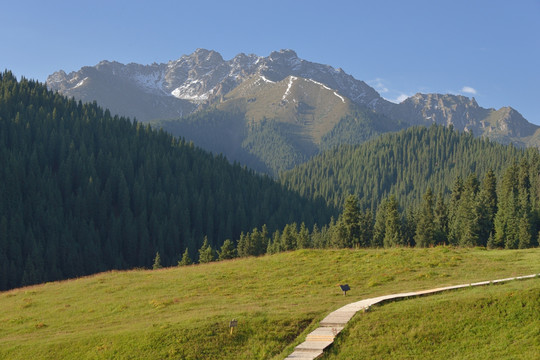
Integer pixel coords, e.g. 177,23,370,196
323,278,540,359
0,247,539,359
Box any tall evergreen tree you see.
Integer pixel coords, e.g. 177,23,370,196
218,239,237,260
152,252,163,270
448,176,464,245
198,237,215,263
476,169,497,246
383,195,403,247
372,199,387,247
433,193,448,245
415,188,436,247
458,174,481,247
341,195,362,247
178,248,193,266
494,163,519,248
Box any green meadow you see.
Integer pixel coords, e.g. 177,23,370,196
1,247,539,359
323,278,539,359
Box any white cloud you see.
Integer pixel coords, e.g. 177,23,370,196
396,94,409,103
461,86,477,95
368,78,389,93
368,77,411,103
385,93,409,104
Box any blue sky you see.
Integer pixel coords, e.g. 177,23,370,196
3,0,539,124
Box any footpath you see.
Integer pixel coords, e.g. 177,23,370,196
285,274,539,359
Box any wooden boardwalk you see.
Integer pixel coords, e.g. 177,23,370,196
285,274,539,359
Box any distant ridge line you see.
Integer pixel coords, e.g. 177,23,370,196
285,273,540,359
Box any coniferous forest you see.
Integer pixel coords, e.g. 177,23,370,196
0,72,334,290
1,71,539,292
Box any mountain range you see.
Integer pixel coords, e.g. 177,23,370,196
47,49,540,174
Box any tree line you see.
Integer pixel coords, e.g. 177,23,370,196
175,160,538,267
280,124,527,210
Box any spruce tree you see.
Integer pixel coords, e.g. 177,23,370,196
383,196,402,247
198,237,215,263
218,239,237,260
373,199,387,247
178,248,193,266
458,174,480,247
280,223,298,251
297,222,310,249
446,176,463,245
358,210,373,248
476,169,497,246
152,251,163,269
415,188,435,247
340,195,362,247
433,193,448,245
494,163,518,248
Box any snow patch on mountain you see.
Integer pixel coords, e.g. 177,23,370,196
73,77,89,89
334,91,345,103
260,75,275,84
308,79,345,103
171,79,211,102
282,76,297,101
133,72,167,95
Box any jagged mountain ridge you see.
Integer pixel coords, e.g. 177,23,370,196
47,49,539,174
385,93,538,145
47,49,384,122
47,48,536,138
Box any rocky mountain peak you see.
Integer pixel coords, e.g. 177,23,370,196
190,48,224,64
269,49,299,61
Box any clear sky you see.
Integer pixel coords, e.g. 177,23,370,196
3,0,539,124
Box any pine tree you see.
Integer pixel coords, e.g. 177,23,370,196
517,160,534,248
152,251,163,269
340,195,362,247
218,239,237,260
446,176,463,245
297,222,310,249
358,210,373,247
383,195,402,247
458,174,480,247
494,163,519,248
237,232,248,257
415,188,435,247
198,237,215,263
372,199,388,247
280,223,298,251
476,169,497,246
433,193,448,245
178,248,193,266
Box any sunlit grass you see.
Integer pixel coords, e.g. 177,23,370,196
323,277,540,359
0,247,538,359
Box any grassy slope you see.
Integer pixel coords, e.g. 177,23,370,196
323,278,540,360
0,248,539,360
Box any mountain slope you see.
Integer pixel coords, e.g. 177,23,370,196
0,71,334,291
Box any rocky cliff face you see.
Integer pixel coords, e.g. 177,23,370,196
381,93,537,143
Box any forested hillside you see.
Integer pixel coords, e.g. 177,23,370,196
280,125,532,209
0,72,334,291
154,105,400,176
